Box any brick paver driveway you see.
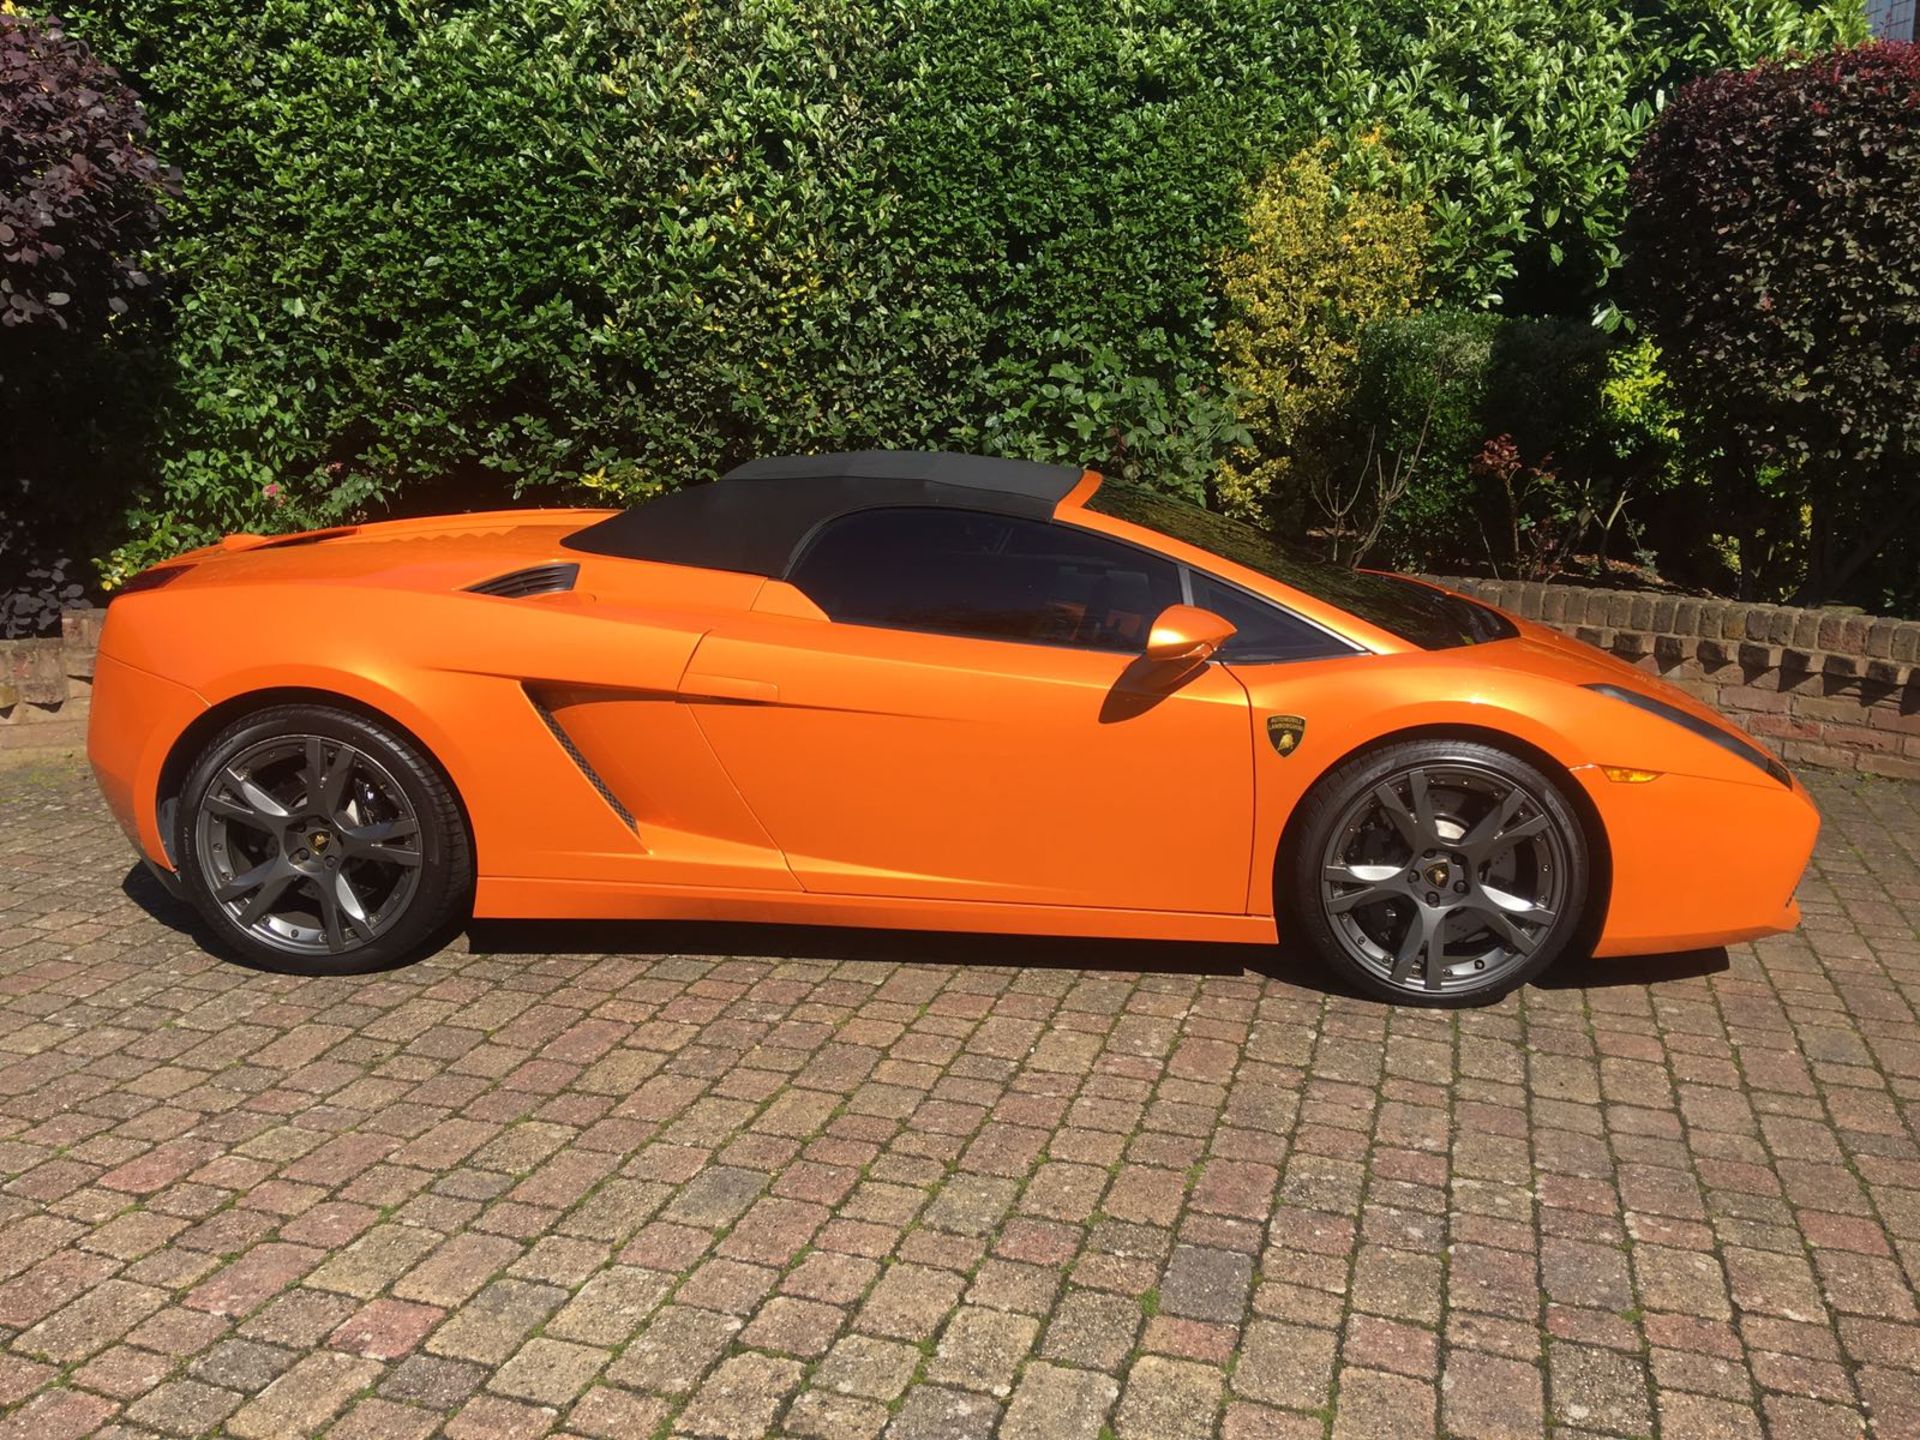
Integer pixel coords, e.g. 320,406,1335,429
2,759,1919,1439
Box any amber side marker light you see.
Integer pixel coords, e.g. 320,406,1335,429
1601,767,1663,784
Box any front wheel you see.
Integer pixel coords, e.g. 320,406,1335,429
1283,739,1591,1006
174,704,473,975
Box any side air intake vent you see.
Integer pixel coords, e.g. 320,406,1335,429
526,692,639,834
467,562,580,599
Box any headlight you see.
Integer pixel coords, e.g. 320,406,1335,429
1584,683,1790,787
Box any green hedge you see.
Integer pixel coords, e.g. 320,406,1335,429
54,0,1864,582
65,0,1316,575
1316,0,1861,311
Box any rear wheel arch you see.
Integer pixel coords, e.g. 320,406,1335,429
1273,722,1612,952
156,687,474,870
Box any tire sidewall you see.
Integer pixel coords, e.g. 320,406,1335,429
1285,739,1592,1007
175,705,467,975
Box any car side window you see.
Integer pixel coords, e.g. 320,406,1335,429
1189,571,1355,663
789,507,1184,652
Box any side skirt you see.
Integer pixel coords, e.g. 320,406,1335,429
474,876,1277,945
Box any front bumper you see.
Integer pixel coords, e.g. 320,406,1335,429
1578,764,1819,957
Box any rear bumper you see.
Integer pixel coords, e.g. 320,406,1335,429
1580,764,1819,957
86,652,208,871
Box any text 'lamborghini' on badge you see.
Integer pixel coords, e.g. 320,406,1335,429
1267,715,1306,756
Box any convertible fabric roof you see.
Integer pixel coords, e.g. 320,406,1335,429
562,451,1088,576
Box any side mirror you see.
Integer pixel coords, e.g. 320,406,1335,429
1145,604,1236,664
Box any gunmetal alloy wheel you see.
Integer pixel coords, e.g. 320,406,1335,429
195,734,423,956
1288,740,1590,1005
176,705,472,975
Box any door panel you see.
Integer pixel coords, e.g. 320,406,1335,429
684,617,1256,913
528,684,801,890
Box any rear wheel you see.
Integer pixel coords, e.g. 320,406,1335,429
1285,739,1590,1006
174,704,472,975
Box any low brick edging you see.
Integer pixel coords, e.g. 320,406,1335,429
0,608,101,754
1428,575,1920,780
6,587,1919,775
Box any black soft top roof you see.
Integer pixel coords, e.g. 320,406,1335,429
562,451,1086,576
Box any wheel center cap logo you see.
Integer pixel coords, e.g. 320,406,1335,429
1425,862,1450,888
309,831,331,852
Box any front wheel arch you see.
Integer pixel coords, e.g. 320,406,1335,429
156,687,474,873
1273,722,1612,963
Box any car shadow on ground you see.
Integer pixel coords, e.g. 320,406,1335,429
120,862,234,952
1536,946,1731,990
458,921,1734,997
123,863,1732,996
467,918,1266,981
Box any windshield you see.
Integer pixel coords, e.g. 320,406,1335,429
1082,484,1516,650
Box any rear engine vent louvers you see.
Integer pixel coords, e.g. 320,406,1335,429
467,562,580,599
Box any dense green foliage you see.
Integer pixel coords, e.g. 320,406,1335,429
1289,308,1498,564
5,0,1898,616
64,0,1318,575
70,0,922,570
1319,0,1861,310
1271,313,1719,582
1624,41,1920,610
883,0,1309,495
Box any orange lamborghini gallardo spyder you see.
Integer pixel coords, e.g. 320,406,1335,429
89,451,1818,1004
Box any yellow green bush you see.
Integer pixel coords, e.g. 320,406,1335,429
1212,141,1429,524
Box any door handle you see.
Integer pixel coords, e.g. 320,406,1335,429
680,672,780,704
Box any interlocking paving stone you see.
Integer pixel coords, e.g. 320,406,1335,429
0,757,1918,1435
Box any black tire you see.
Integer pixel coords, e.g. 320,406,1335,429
1282,738,1591,1006
174,704,473,975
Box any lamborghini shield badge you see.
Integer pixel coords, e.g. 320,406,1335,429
1267,714,1306,757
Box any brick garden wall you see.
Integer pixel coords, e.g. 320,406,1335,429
5,590,1920,777
1428,576,1920,781
0,610,103,756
